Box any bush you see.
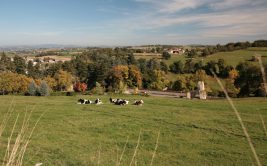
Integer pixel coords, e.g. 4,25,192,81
66,92,76,96
208,90,219,97
255,88,266,97
91,82,105,95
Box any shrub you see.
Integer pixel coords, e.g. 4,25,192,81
66,92,76,96
91,82,105,95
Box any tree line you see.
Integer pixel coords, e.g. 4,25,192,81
0,43,266,97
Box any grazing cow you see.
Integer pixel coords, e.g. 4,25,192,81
133,100,144,106
77,98,93,104
95,98,103,105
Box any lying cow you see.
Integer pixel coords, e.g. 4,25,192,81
133,100,144,106
110,98,129,106
77,98,93,104
95,98,103,105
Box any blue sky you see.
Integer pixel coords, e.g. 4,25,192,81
0,0,267,46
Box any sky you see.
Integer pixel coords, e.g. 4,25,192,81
0,0,267,46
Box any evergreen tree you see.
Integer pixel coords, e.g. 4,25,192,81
28,80,37,96
39,81,50,96
127,53,137,65
13,55,26,74
169,61,184,74
162,51,171,60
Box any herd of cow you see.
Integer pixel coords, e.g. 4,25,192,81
77,97,144,106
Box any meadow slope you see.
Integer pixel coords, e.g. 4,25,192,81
0,95,266,165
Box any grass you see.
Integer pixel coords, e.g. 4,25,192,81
0,95,266,165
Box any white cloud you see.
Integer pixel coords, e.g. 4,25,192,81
128,0,267,40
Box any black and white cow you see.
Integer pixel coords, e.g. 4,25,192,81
77,98,93,104
133,100,144,106
110,97,117,103
95,98,103,105
110,98,129,105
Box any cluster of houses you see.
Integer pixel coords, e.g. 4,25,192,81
24,56,70,66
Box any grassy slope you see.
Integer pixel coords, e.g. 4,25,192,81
165,48,267,66
0,95,266,165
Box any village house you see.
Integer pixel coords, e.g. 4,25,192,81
168,48,185,54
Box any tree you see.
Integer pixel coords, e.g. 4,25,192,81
39,81,50,96
127,53,137,65
183,59,195,73
137,58,147,74
160,61,168,73
235,62,262,96
74,59,88,82
44,76,57,91
195,70,207,82
162,51,171,60
91,82,105,94
108,65,129,91
148,70,169,90
128,65,142,88
187,49,197,58
225,70,240,97
27,60,34,77
202,48,210,57
147,58,160,71
28,80,37,96
169,61,184,74
204,60,219,75
0,52,15,72
73,82,87,92
54,70,73,91
172,75,196,92
13,55,26,74
17,74,32,94
194,60,204,71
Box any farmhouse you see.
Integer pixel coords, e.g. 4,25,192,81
168,48,185,54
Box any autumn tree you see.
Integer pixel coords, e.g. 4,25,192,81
148,70,169,90
128,65,142,88
172,75,196,92
0,72,32,94
109,65,129,92
54,70,73,91
73,82,87,92
44,76,57,91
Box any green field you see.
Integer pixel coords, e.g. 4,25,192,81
167,48,267,66
0,95,266,165
133,48,267,67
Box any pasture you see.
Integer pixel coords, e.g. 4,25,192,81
134,48,267,67
0,95,266,165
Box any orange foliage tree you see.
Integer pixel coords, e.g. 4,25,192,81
73,82,87,92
